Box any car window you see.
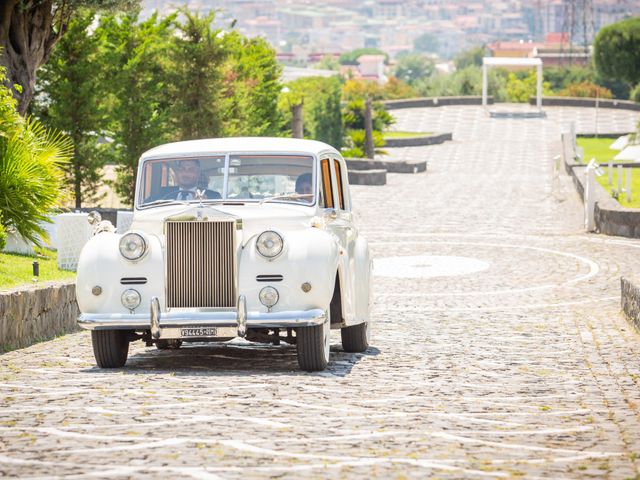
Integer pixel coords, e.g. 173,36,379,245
227,155,313,203
138,155,314,206
333,159,345,210
320,158,334,209
139,157,226,204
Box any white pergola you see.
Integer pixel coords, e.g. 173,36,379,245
482,57,543,111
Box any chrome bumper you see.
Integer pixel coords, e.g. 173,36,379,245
78,295,326,339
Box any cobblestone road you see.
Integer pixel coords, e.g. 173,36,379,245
2,105,640,479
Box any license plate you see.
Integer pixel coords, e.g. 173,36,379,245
180,327,218,337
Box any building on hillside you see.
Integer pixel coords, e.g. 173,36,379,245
356,54,387,83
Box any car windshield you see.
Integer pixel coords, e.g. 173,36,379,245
138,154,315,207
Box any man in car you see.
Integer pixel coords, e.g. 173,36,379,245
161,159,220,201
295,173,313,196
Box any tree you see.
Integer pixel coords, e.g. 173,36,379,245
279,76,343,148
413,33,439,55
394,53,434,84
220,33,283,137
339,48,388,65
454,46,487,70
0,61,71,246
594,17,640,89
35,10,108,208
170,9,228,141
98,10,175,206
0,0,137,115
314,55,340,71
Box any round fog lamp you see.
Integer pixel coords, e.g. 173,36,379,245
259,286,279,308
121,289,141,310
256,231,283,259
119,232,147,261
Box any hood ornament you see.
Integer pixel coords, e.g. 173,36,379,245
195,189,206,208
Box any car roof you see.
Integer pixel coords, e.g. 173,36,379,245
140,137,340,160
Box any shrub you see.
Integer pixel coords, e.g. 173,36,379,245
342,98,394,131
594,17,640,87
341,130,386,158
558,82,613,99
505,71,553,103
279,76,343,148
0,62,71,246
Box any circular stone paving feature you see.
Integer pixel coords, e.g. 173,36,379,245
374,255,490,279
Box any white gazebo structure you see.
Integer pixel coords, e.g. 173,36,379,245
482,57,543,111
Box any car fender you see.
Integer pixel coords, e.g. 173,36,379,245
238,227,340,312
352,235,371,324
76,232,164,314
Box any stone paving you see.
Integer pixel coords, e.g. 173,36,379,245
2,105,640,479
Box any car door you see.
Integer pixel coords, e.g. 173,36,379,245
320,154,357,324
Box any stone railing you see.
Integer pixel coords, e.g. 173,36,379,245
383,96,493,110
0,281,78,353
529,96,640,111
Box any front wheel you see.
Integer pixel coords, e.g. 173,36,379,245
296,316,331,372
341,321,369,353
91,330,130,368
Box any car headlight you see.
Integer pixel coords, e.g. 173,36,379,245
256,231,283,259
119,232,147,261
121,289,141,310
259,286,279,308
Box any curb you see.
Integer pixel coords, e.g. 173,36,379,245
384,132,453,148
621,277,640,333
347,169,387,186
346,158,427,174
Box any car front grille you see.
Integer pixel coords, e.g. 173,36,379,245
165,220,236,308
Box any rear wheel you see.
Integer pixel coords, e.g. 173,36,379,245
296,315,331,372
91,330,130,368
341,321,369,353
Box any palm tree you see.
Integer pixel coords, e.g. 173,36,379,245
0,63,71,247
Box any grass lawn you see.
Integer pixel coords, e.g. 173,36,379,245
576,137,618,164
383,131,432,139
596,167,640,208
576,137,640,208
0,249,75,291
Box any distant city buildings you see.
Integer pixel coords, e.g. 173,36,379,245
141,0,639,65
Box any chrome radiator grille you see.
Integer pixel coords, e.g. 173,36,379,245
166,220,236,308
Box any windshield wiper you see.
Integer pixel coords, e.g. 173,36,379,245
259,193,313,205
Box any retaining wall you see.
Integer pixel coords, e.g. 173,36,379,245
0,281,79,353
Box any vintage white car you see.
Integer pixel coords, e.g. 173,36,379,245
76,137,372,371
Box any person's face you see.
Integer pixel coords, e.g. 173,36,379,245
297,181,312,195
175,161,199,189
